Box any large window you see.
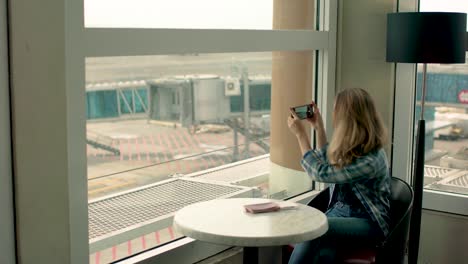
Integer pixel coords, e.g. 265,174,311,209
86,53,273,198
415,2,468,197
87,51,316,262
84,1,336,263
392,0,468,216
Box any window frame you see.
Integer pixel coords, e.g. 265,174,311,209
0,0,15,262
82,0,337,262
8,0,337,263
391,0,468,216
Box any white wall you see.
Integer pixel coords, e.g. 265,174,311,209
336,0,396,154
419,210,468,264
0,0,16,263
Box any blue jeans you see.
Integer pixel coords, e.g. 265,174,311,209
288,217,383,264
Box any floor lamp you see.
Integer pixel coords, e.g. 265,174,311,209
386,12,467,264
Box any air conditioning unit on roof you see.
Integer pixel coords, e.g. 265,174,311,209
224,77,241,96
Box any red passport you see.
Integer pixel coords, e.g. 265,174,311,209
244,202,281,214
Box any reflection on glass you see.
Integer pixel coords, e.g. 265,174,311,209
415,53,468,197
85,0,316,30
86,52,316,263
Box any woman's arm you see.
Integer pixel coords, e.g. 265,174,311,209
301,149,386,184
307,102,327,148
314,121,327,149
288,111,313,155
295,133,312,156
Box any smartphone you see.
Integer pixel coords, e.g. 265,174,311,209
291,104,314,120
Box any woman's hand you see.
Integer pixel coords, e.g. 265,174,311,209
288,110,312,155
288,110,307,138
305,102,324,130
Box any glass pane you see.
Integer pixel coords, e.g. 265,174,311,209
85,0,316,30
86,51,315,263
416,1,468,197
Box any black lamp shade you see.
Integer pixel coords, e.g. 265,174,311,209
386,12,467,63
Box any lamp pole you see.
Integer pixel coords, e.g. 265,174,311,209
420,63,428,120
386,12,466,264
408,63,427,264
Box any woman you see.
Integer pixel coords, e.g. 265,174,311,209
287,88,391,264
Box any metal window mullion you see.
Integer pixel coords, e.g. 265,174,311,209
117,88,122,116
119,89,134,114
0,0,15,262
318,0,337,138
132,88,136,114
315,0,337,191
134,87,148,113
147,86,152,120
85,29,329,57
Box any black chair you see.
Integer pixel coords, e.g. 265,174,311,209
284,177,414,264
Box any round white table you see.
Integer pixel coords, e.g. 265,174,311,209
173,198,328,264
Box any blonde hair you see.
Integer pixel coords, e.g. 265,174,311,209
328,88,387,168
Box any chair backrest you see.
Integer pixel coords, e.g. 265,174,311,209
376,177,414,264
306,187,330,213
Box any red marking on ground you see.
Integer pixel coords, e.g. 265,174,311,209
202,156,211,170
142,136,150,161
155,231,161,244
112,246,117,260
170,131,182,150
127,240,132,256
190,133,202,146
141,235,147,249
175,160,182,172
214,131,227,146
175,129,190,148
209,155,221,168
184,160,193,173
135,138,142,161
106,140,113,160
168,133,182,172
168,227,175,239
195,132,207,144
157,133,169,163
127,138,132,161
150,134,158,162
119,139,124,161
214,131,228,148
179,130,197,172
188,134,209,170
100,144,105,159
94,251,101,264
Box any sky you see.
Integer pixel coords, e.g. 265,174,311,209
84,0,273,29
84,0,468,29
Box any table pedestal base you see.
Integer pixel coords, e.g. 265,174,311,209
243,246,282,264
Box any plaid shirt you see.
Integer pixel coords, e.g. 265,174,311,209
301,146,391,236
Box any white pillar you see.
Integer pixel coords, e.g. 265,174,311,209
9,0,88,263
270,0,315,196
